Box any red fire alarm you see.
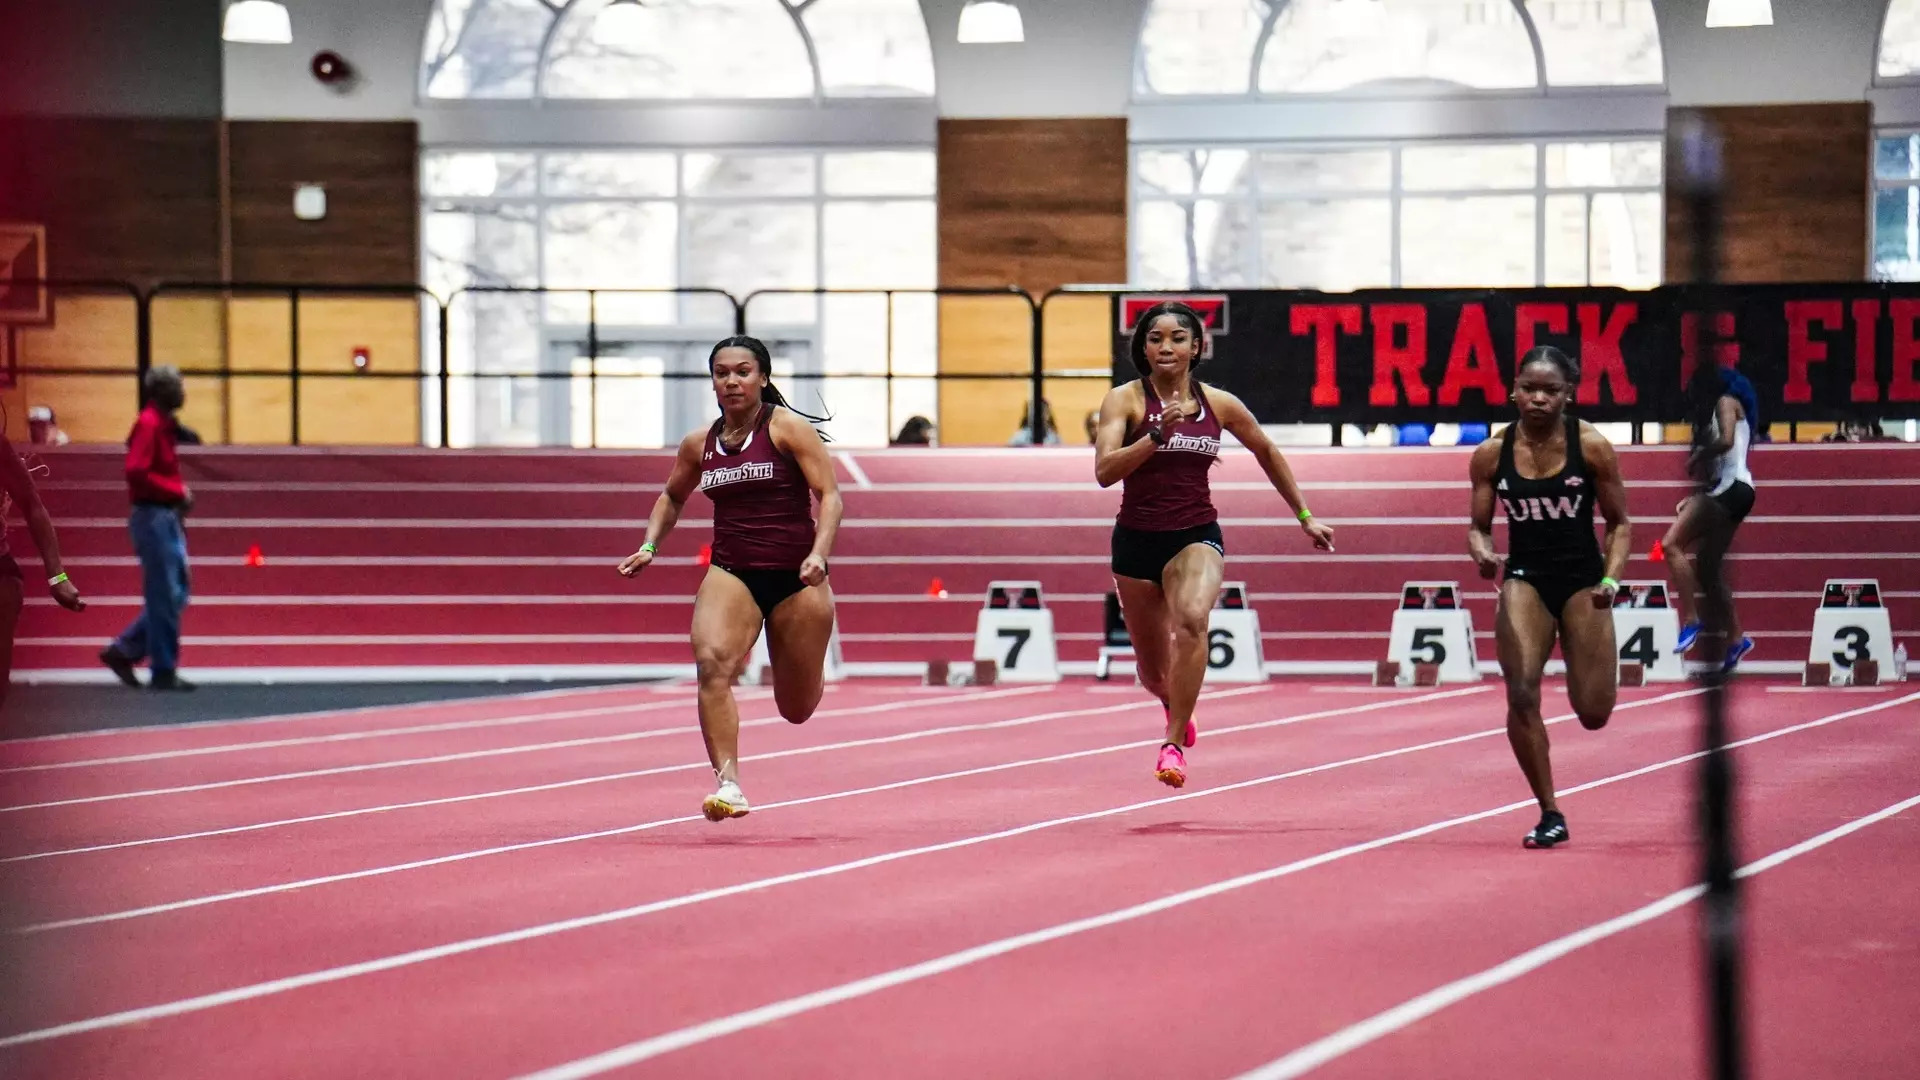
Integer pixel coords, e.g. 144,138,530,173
352,346,370,372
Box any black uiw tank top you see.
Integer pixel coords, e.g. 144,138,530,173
1496,414,1603,578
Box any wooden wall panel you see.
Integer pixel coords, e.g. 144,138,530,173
0,118,220,283
227,121,420,286
937,118,1127,444
1665,103,1871,283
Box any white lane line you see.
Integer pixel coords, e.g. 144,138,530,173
505,690,1920,1080
1234,791,1920,1079
13,688,1493,932
0,681,671,745
0,686,1274,861
838,453,873,491
0,687,1048,813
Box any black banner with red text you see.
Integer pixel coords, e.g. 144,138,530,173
1109,286,1920,424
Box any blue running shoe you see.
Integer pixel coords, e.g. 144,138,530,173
1677,621,1701,653
1722,636,1755,672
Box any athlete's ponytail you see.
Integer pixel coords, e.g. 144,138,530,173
708,335,833,442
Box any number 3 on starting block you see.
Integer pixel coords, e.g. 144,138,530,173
1385,582,1480,683
1808,579,1895,684
973,581,1060,683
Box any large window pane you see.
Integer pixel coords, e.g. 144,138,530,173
542,153,677,197
1259,0,1537,93
1259,199,1391,289
824,202,935,289
1137,0,1270,96
543,0,813,99
684,154,817,197
424,153,538,197
823,151,936,196
1543,193,1588,285
1401,196,1536,286
1401,143,1536,191
1877,134,1920,181
1133,200,1259,287
543,202,679,324
1875,185,1920,281
1588,192,1660,288
687,204,817,319
803,0,938,97
1257,149,1391,193
1546,141,1661,188
1524,0,1662,87
421,0,552,98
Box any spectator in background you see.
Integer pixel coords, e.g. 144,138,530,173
99,366,195,692
892,415,936,446
1008,399,1061,445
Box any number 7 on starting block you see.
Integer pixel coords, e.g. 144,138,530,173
973,581,1060,683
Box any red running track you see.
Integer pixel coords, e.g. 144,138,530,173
12,443,1920,676
0,677,1914,1078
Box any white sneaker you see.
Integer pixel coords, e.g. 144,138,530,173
702,779,750,821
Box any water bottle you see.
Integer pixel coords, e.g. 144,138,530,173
1896,643,1909,682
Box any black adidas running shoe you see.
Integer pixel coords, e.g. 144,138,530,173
1523,811,1569,849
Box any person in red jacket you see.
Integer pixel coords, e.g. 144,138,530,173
1,427,86,713
99,366,195,691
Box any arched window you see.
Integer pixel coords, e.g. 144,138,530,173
1881,0,1920,80
1136,0,1663,98
418,0,939,449
422,0,936,101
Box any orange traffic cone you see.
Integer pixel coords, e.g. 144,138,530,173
245,544,265,567
1650,538,1665,563
697,544,712,568
927,577,948,599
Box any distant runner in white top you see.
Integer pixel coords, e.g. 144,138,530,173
1663,361,1756,671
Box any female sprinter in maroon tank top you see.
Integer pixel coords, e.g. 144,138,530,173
1,425,86,717
1095,301,1336,788
617,336,842,822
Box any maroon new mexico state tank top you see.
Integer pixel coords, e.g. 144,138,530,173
700,404,817,571
1118,380,1224,532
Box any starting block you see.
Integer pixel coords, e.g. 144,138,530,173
1383,582,1480,684
1205,583,1266,683
1411,663,1440,687
1611,581,1684,682
1803,661,1832,686
973,581,1060,683
1806,579,1895,685
1619,662,1646,687
924,659,949,686
925,658,998,686
1853,658,1881,686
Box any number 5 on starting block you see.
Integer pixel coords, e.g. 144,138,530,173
1385,582,1480,683
973,581,1060,683
1808,579,1895,684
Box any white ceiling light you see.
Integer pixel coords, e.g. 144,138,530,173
223,0,292,44
958,1,1024,45
1705,0,1772,28
594,0,656,48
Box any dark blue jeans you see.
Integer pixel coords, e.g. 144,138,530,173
111,504,191,675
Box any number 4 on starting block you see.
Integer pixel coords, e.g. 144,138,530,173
973,581,1061,683
1808,579,1895,685
1611,581,1684,682
1385,582,1480,683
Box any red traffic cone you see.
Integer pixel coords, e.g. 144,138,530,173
927,576,948,599
1650,538,1665,563
697,543,712,568
245,544,265,567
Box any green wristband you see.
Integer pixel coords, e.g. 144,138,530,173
1297,508,1313,522
1600,577,1619,590
640,542,656,555
48,572,69,587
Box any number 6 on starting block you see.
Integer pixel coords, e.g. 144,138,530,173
1204,582,1266,683
1808,579,1895,684
1385,582,1480,683
973,581,1060,683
